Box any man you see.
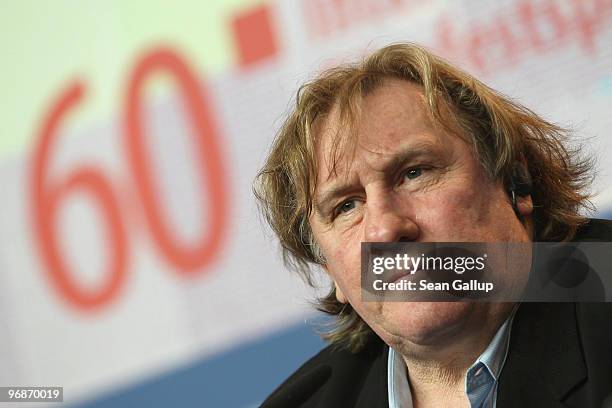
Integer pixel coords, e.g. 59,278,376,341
254,43,612,407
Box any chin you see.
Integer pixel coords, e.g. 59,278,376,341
378,301,476,346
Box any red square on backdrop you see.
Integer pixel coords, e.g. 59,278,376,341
232,4,279,68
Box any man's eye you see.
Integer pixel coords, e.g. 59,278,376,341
331,199,358,220
339,200,356,213
404,168,423,180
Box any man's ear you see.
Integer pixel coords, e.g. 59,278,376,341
334,282,347,304
322,265,348,304
515,194,534,217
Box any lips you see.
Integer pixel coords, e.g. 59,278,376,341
388,269,423,284
388,271,410,283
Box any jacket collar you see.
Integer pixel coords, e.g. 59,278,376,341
497,302,586,408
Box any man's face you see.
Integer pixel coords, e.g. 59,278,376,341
309,79,533,349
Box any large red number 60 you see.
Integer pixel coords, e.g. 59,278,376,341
124,48,229,273
31,83,128,310
31,47,228,310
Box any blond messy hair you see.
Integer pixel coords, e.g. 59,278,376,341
253,43,594,352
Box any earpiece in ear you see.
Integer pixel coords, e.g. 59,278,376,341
508,163,533,220
510,163,533,197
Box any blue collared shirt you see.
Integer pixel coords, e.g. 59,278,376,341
388,310,516,408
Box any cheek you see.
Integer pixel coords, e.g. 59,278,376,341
417,182,504,238
319,223,365,280
325,243,375,313
328,244,361,288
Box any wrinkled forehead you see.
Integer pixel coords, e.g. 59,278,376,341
310,79,440,185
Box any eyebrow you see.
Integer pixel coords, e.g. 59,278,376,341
314,143,443,218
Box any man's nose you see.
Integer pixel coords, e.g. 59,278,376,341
363,199,419,242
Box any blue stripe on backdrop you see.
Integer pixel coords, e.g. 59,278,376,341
75,320,326,408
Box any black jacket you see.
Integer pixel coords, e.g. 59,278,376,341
261,219,612,408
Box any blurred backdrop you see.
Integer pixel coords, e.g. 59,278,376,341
1,0,612,407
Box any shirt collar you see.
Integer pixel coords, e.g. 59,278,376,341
472,306,517,382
